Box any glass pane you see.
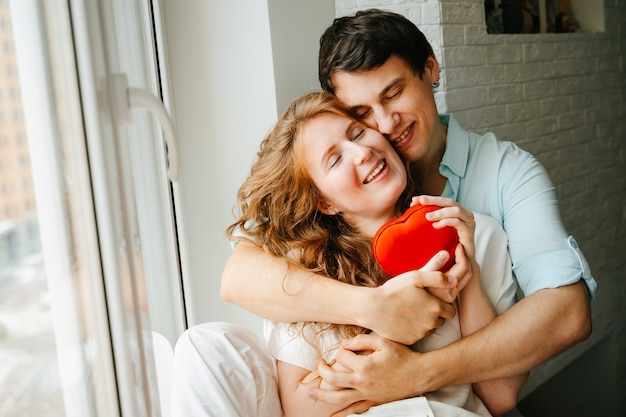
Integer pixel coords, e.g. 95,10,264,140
2,0,119,415
66,0,185,414
4,0,186,414
0,1,55,414
105,0,186,347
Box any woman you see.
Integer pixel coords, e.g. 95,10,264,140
226,91,526,417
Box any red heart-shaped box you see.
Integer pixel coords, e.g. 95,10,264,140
372,204,458,276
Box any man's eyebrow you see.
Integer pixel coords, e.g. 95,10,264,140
347,105,366,116
347,77,405,113
379,77,404,97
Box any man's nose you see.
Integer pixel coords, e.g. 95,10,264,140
373,106,398,135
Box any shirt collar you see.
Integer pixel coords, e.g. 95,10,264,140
440,114,469,179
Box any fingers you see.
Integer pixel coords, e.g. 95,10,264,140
414,196,476,259
445,244,474,293
308,385,363,405
389,268,457,319
447,244,469,278
413,195,456,208
426,286,458,304
331,401,376,417
415,195,474,226
438,300,457,319
413,260,457,287
372,274,457,343
301,368,321,385
337,333,381,354
426,206,474,230
311,357,364,404
419,250,451,273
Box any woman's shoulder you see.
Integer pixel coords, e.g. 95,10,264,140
472,212,510,276
472,211,516,313
473,212,505,241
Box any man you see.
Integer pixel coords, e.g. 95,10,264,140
220,9,595,416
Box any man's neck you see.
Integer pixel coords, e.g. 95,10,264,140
412,124,448,196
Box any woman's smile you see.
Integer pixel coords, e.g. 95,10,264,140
364,159,387,184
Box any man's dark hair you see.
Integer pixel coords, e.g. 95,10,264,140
319,9,435,94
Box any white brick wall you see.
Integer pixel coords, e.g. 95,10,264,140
336,0,626,406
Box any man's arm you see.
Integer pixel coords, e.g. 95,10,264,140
221,240,459,344
311,280,591,417
437,280,591,384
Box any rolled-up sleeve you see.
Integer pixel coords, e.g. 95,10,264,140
496,143,596,298
443,116,597,300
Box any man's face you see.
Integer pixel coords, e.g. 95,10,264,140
331,54,441,163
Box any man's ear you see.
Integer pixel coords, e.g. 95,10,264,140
425,55,440,83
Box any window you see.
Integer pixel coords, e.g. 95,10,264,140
3,0,186,415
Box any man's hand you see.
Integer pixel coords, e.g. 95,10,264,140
363,252,458,344
307,333,421,417
301,359,378,417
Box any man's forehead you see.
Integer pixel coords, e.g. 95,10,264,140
331,56,411,105
332,72,380,106
334,74,403,108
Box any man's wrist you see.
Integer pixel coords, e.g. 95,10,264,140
405,349,440,397
351,286,377,329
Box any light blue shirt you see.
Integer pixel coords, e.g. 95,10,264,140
439,114,596,298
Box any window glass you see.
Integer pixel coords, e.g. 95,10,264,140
2,1,119,415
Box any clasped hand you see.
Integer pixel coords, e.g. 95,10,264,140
306,196,477,416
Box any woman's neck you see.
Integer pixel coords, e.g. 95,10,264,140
350,209,397,239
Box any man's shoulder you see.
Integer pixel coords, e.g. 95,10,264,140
469,129,518,150
467,129,534,166
444,114,529,159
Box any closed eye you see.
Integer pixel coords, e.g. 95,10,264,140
384,89,401,102
350,108,370,120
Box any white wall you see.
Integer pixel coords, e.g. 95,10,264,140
161,0,334,333
268,0,335,112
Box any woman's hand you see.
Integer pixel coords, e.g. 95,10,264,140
412,195,478,300
427,244,474,303
411,195,476,258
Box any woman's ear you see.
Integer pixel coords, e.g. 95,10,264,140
317,200,337,215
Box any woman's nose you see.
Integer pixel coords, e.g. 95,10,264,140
351,142,372,165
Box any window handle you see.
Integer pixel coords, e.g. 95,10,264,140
110,73,179,182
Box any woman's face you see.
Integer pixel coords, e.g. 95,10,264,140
300,112,407,237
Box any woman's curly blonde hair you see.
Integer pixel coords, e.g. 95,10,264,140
227,91,417,339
